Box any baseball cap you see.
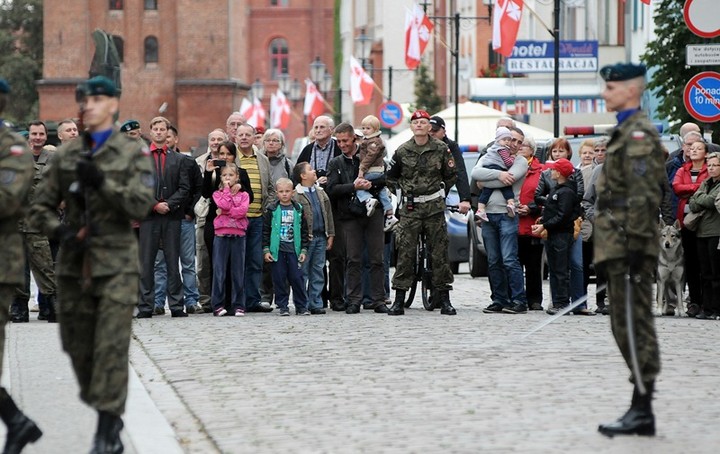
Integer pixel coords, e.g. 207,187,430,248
550,158,575,178
429,116,445,131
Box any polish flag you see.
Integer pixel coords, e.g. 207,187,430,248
240,97,266,128
492,0,524,57
405,3,433,70
349,56,374,105
270,89,291,129
253,96,266,128
303,79,325,123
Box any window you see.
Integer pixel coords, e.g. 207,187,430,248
145,0,158,10
269,38,288,79
112,35,124,63
270,0,289,6
109,0,123,10
144,36,159,63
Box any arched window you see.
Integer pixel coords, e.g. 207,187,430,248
269,38,288,80
144,36,159,63
112,35,124,63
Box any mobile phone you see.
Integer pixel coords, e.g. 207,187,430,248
213,159,226,167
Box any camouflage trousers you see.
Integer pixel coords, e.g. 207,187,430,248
15,232,56,300
605,257,661,384
392,213,453,291
0,285,13,373
57,273,136,415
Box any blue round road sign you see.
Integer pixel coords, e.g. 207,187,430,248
684,71,720,123
378,101,403,128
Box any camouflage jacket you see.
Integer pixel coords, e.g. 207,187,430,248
387,136,457,218
28,130,156,277
0,127,33,284
18,146,54,232
594,110,665,264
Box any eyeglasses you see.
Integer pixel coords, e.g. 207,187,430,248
594,148,607,153
264,139,282,143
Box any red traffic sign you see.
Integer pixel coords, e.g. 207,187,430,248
684,0,720,39
683,71,720,123
378,101,403,128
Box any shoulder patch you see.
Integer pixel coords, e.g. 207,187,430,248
0,169,16,185
448,158,455,168
9,145,24,156
631,131,646,140
140,145,150,156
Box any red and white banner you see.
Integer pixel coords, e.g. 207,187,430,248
349,56,374,105
492,0,524,57
405,3,433,70
303,79,325,123
270,89,291,129
240,97,266,128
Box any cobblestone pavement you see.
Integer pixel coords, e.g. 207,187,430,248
129,270,720,454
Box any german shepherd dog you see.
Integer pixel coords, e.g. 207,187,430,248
656,220,686,317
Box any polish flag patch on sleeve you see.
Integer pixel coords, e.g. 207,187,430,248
10,145,24,156
631,131,646,140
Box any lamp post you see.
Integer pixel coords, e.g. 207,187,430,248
250,78,264,101
287,77,306,134
356,27,373,73
277,73,291,94
310,56,326,87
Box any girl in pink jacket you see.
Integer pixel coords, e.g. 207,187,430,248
212,163,250,317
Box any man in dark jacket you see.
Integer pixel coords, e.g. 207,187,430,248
429,115,471,214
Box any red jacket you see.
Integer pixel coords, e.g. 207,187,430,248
518,157,546,236
672,161,708,227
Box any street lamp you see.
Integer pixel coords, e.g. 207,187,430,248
321,72,333,97
310,57,326,86
250,78,264,100
277,73,291,94
355,27,373,73
289,78,302,105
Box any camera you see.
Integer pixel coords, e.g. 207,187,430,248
213,159,227,167
316,169,327,178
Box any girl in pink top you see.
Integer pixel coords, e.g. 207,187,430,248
212,163,250,317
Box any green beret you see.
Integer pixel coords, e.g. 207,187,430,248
120,120,140,132
76,76,118,100
0,78,9,94
599,63,647,82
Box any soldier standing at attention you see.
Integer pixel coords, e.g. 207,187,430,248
594,63,665,437
0,78,43,454
28,76,156,452
386,110,458,315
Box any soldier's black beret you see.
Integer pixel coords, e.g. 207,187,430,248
599,63,647,82
0,78,9,94
120,120,140,132
76,76,118,100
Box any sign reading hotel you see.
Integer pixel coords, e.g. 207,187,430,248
506,41,599,74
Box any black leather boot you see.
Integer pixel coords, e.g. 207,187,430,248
438,290,457,315
91,411,124,454
598,382,655,437
0,389,43,454
46,295,58,323
10,299,28,323
388,290,406,316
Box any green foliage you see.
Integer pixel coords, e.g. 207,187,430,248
0,0,43,123
641,0,720,136
414,63,443,115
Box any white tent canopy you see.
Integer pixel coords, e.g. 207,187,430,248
386,102,555,153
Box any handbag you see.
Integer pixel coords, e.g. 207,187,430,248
194,197,210,219
348,195,366,217
683,210,704,231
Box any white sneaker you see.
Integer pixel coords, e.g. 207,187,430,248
384,215,399,232
30,303,39,313
234,309,245,317
366,198,378,217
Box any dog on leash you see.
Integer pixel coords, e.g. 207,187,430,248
656,220,686,317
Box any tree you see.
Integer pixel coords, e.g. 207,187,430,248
0,0,43,124
414,63,443,115
642,0,720,137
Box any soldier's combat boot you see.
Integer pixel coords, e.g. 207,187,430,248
10,299,28,324
91,411,124,454
598,381,655,437
37,293,49,321
0,388,43,454
438,290,457,315
46,295,58,323
388,290,406,316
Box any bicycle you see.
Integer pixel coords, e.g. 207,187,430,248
403,205,460,311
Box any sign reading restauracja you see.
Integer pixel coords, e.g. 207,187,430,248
506,41,599,74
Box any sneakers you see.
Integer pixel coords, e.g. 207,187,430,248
213,308,227,317
482,302,504,313
546,305,569,315
279,310,290,316
572,308,596,316
502,303,528,314
475,210,489,224
297,311,311,316
366,198,378,217
30,303,39,313
506,201,516,218
529,302,544,311
384,215,399,232
234,308,245,317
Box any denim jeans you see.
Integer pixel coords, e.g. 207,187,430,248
303,236,327,311
211,235,246,311
153,219,200,309
481,213,527,306
569,235,586,308
271,250,308,313
242,216,264,310
153,250,167,309
356,172,393,213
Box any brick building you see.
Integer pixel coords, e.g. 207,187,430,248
38,0,335,152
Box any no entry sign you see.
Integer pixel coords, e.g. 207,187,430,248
683,0,720,39
684,71,720,123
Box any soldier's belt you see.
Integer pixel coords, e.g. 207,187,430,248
404,189,444,203
598,197,627,210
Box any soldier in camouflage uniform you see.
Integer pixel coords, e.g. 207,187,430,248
386,110,458,315
594,63,665,437
28,76,155,453
0,78,44,453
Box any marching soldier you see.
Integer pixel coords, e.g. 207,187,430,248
386,110,458,315
28,76,155,452
594,63,665,437
0,78,44,454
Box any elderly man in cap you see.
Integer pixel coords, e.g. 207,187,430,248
428,115,471,214
594,63,665,437
386,110,458,315
0,78,44,453
28,75,156,452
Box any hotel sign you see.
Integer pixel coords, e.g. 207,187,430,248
506,41,599,74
